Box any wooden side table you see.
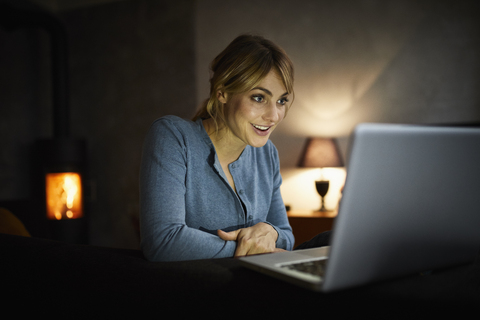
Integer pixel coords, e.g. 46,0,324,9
287,209,337,248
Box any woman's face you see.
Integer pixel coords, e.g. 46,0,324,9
218,70,290,149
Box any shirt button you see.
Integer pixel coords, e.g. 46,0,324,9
248,215,253,220
238,189,244,194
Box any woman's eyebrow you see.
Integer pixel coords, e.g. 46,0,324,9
251,87,289,97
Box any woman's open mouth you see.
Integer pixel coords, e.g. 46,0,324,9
251,123,273,136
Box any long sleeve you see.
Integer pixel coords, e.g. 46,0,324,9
264,146,295,251
139,118,237,261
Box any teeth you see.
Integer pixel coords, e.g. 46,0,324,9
253,124,270,130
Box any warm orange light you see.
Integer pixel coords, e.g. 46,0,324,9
46,172,83,220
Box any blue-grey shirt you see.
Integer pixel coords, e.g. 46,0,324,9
139,116,294,261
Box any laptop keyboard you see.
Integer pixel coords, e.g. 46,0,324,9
280,259,327,278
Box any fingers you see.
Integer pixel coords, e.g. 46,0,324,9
218,229,256,257
234,227,277,257
242,233,276,255
217,229,239,241
218,224,278,257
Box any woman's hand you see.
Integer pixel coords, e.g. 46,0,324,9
217,222,279,257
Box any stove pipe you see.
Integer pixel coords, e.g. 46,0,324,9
1,2,69,138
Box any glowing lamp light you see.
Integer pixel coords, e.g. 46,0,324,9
46,172,83,220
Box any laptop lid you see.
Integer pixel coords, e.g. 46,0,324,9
240,123,480,292
322,123,480,291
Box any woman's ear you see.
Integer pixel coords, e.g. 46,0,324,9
217,90,228,104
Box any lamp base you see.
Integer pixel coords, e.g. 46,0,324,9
315,180,330,212
317,196,330,212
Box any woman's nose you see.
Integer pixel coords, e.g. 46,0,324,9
262,102,280,122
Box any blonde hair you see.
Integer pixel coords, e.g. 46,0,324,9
193,34,294,132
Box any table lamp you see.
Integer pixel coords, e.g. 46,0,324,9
298,137,344,211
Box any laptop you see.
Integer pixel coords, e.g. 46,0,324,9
240,123,480,292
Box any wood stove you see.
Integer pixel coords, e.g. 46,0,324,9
35,138,88,244
1,2,89,243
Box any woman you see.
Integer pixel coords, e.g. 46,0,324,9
140,34,296,261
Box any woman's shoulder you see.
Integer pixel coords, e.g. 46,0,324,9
150,115,200,136
152,115,194,127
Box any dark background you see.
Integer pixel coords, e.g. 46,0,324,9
1,0,479,249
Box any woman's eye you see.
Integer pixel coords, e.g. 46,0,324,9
252,95,264,103
278,98,289,105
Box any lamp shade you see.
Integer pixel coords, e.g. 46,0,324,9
297,138,344,168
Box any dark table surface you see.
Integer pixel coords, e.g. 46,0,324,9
2,233,479,318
